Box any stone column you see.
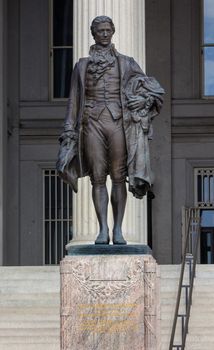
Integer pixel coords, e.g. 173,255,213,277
0,0,6,265
71,0,147,245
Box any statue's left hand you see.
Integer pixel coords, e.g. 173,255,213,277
127,96,146,111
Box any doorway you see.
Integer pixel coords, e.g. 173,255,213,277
200,210,214,264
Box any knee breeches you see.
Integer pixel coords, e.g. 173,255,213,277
83,108,127,184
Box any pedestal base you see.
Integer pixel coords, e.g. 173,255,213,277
66,244,152,255
60,252,160,350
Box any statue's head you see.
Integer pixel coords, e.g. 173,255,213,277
90,16,115,47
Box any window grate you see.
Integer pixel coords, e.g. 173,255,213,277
43,169,72,264
195,168,214,207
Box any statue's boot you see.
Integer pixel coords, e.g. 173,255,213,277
111,182,127,245
92,184,110,244
95,231,110,244
112,229,127,245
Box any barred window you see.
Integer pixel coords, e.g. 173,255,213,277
195,168,214,207
43,169,72,264
50,0,73,99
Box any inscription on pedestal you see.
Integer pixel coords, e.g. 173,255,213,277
79,303,140,333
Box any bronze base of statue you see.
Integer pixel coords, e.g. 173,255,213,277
66,244,152,255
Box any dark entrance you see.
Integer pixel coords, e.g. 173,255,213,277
200,210,214,264
201,228,214,264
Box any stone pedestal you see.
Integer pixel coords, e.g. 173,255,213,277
60,251,160,350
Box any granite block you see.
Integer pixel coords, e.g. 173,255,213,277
60,255,160,350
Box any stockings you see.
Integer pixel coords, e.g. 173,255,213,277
93,182,127,244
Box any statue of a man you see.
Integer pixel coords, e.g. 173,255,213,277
57,16,164,245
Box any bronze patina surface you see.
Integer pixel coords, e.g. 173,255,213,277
57,16,164,245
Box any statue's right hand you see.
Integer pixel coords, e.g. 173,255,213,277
59,130,77,145
62,137,72,150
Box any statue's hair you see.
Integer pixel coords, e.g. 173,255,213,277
90,16,115,38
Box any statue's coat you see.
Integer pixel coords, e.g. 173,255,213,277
57,53,164,197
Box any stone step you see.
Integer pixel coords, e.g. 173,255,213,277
160,318,174,329
192,291,214,299
195,264,214,271
195,271,214,278
0,306,59,319
159,294,179,305
188,316,214,326
0,274,59,282
160,282,180,290
160,266,188,279
160,265,180,271
160,264,214,278
0,293,59,307
160,308,186,320
0,267,60,349
161,342,171,350
186,347,214,350
0,266,59,272
192,284,214,292
0,320,59,329
161,340,184,350
188,326,214,335
0,312,59,322
185,342,214,350
0,344,59,350
160,272,180,279
0,273,60,280
0,266,59,279
161,334,181,347
0,336,60,344
0,284,59,294
160,265,214,350
189,305,214,313
161,319,181,332
0,328,59,337
185,267,214,350
159,265,180,349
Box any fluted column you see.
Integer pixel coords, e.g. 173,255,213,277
71,0,147,245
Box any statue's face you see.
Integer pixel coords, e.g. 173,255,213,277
94,22,113,47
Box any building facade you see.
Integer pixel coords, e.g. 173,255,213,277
0,0,214,266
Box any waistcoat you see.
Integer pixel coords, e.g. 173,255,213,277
84,59,122,120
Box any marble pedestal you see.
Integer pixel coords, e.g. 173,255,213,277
60,247,160,350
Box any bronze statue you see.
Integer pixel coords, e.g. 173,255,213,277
57,16,164,245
